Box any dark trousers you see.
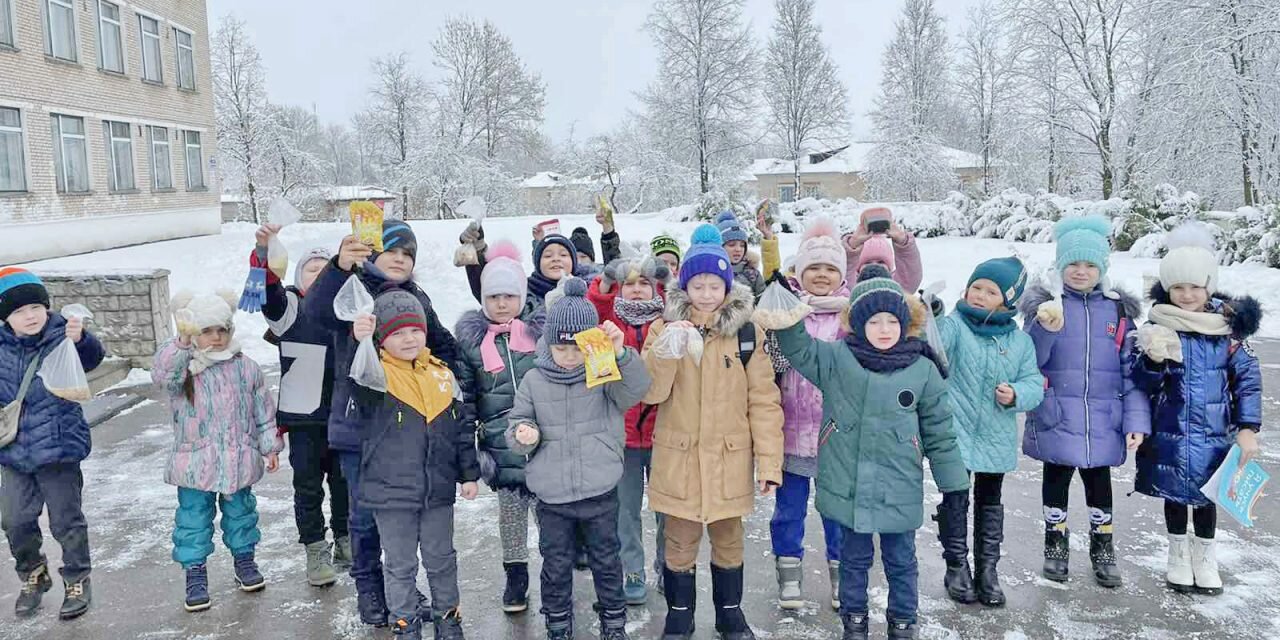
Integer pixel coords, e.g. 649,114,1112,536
536,489,625,620
838,528,917,624
973,472,1004,506
374,506,459,623
288,427,349,545
1042,463,1114,532
0,463,90,581
338,450,383,589
1165,501,1217,539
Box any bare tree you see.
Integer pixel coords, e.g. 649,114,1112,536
956,1,1013,195
358,53,431,217
211,16,275,223
265,105,325,208
319,123,359,185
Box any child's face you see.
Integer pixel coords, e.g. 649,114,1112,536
383,327,427,361
724,241,747,264
540,244,573,281
864,312,902,350
965,278,1006,312
484,294,521,324
801,264,841,296
658,253,680,278
620,277,655,302
577,252,594,266
374,248,414,283
686,274,727,313
5,304,49,337
550,343,585,369
298,258,327,294
1169,284,1209,311
195,326,231,351
1063,261,1101,292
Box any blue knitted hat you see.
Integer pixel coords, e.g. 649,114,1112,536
968,256,1028,308
715,210,749,245
545,277,598,344
679,225,735,291
380,219,418,262
1054,215,1111,277
848,272,910,342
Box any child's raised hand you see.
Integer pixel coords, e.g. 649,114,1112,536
1237,429,1260,466
65,316,84,343
515,422,540,446
1126,433,1144,451
995,383,1016,407
459,481,479,500
265,453,280,473
352,314,377,341
601,321,626,356
254,224,282,248
531,224,546,244
338,235,373,271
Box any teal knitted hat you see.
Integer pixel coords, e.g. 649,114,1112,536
1053,215,1112,277
968,256,1028,308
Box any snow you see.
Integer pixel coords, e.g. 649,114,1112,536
319,185,398,202
748,142,984,178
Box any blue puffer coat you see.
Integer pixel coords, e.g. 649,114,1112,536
1130,288,1263,506
0,314,105,473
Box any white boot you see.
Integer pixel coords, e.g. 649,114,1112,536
1165,534,1193,592
775,556,804,610
1190,537,1223,595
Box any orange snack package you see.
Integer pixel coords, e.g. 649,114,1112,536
574,327,621,389
350,201,385,252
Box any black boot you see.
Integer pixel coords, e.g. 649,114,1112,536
391,616,423,640
598,604,629,640
1043,526,1070,582
933,491,976,604
841,612,870,640
59,576,91,620
545,610,574,640
1090,530,1123,588
661,567,696,640
502,562,529,613
356,578,390,627
710,564,755,640
887,620,918,639
974,505,1007,607
433,607,465,640
14,563,52,618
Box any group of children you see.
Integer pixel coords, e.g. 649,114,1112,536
0,205,1264,640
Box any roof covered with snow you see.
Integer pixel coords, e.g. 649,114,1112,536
322,186,398,202
749,143,985,177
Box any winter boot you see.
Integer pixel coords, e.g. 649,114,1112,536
974,504,1007,607
1165,533,1194,593
391,616,423,640
711,564,755,640
502,562,529,613
1089,531,1122,588
545,610,574,640
184,564,212,612
305,541,338,587
933,492,976,604
332,535,354,572
575,549,590,571
58,576,91,620
774,556,804,610
14,563,52,618
624,571,647,606
1190,537,1223,595
828,560,841,611
434,607,465,640
233,552,266,592
887,620,918,639
357,581,390,627
661,567,696,640
841,612,869,640
417,589,433,622
599,605,629,640
1042,526,1070,582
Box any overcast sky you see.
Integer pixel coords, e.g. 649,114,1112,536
206,0,982,142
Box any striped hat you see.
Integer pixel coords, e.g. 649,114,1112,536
848,273,911,341
545,277,598,344
374,290,426,345
380,219,418,262
0,268,50,321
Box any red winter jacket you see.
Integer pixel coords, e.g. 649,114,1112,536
587,277,661,449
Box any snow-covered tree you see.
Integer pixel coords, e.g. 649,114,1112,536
263,105,326,211
319,123,360,186
357,52,431,217
956,1,1013,195
211,16,275,223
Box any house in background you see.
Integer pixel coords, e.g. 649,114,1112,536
220,185,400,222
0,0,220,262
748,143,987,203
519,171,608,216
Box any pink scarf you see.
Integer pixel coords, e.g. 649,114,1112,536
481,320,536,373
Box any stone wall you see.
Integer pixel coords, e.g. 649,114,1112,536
38,270,172,369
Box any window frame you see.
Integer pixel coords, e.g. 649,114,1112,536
44,0,79,62
51,113,90,194
149,125,172,190
1,0,16,48
96,0,125,73
174,28,195,90
779,184,797,204
0,106,27,192
103,120,135,192
139,14,163,83
183,130,204,189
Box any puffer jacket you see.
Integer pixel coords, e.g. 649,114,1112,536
776,283,850,461
641,283,784,524
0,314,104,473
586,276,662,449
732,252,766,297
1020,285,1150,469
454,307,544,489
1131,287,1263,506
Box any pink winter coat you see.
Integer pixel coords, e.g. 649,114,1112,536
777,287,850,459
844,233,923,293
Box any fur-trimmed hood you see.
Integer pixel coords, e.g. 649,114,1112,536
454,307,545,348
1019,283,1143,324
1147,282,1261,339
664,282,754,336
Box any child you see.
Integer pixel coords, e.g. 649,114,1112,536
588,253,672,604
931,257,1044,608
766,220,850,612
506,277,651,640
0,268,103,621
1129,225,1262,596
529,234,584,308
770,271,969,640
454,241,545,614
650,234,683,281
1019,215,1149,588
642,225,783,640
715,211,767,296
250,228,350,588
152,292,283,612
350,291,479,640
843,207,923,292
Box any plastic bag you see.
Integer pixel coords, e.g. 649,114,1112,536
38,304,94,403
453,198,488,267
350,202,385,252
751,281,813,330
920,280,950,372
575,328,621,389
266,199,301,277
652,324,704,364
333,276,387,392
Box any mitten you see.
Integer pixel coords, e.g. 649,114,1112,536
459,220,487,254
1138,324,1183,364
1036,298,1064,332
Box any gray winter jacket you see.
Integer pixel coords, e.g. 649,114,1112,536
506,348,651,505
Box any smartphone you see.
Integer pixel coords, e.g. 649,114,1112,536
539,219,562,237
867,219,891,234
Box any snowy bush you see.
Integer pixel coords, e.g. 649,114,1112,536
1224,204,1280,268
969,189,1060,243
1111,184,1208,253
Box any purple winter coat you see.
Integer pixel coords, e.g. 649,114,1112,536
1019,285,1150,469
776,290,849,460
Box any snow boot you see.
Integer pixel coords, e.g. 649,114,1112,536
1042,526,1070,582
661,567,696,640
887,620,918,639
58,576,91,620
184,564,212,612
434,607,465,640
575,549,590,571
774,556,804,610
974,505,1007,607
711,564,755,640
357,580,390,627
233,552,266,592
1190,537,1223,595
14,563,52,618
332,535,353,572
624,571,647,605
545,610,574,640
841,612,869,640
391,616,423,639
305,541,338,587
828,560,841,611
502,562,529,613
599,605,629,640
1165,533,1194,593
933,492,976,604
1089,531,1122,588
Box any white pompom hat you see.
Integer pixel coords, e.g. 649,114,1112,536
1159,223,1219,294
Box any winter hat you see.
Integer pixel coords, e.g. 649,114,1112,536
534,234,580,276
650,234,682,262
794,218,848,282
1053,215,1111,277
293,247,333,291
380,220,418,262
715,210,749,245
544,277,598,344
678,224,735,291
856,236,897,275
603,256,671,288
1159,223,1219,294
570,227,596,262
848,274,912,341
0,267,50,321
481,240,529,308
172,290,238,332
968,256,1029,308
374,290,426,346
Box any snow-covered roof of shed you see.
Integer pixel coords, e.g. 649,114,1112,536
323,186,398,202
748,142,985,177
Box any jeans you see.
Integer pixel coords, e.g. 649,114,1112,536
536,490,625,619
769,470,843,561
617,447,666,577
172,487,260,568
373,506,459,623
288,427,349,545
838,528,918,624
0,463,91,581
338,450,383,589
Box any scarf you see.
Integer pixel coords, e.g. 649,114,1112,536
188,339,242,376
1148,304,1231,336
799,286,851,315
956,301,1019,337
845,335,943,376
381,349,456,422
480,319,536,374
527,272,559,302
534,338,586,385
614,295,665,326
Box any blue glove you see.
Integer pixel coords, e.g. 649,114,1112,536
238,268,268,313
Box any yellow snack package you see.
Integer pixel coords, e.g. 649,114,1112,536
597,194,615,228
574,327,622,389
350,201,385,251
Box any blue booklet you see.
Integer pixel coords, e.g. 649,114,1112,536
1200,444,1270,528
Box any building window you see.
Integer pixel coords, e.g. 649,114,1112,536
103,121,134,191
802,183,824,199
1,0,15,48
149,126,172,189
175,29,195,90
97,1,124,73
0,107,25,192
184,130,204,189
51,114,89,193
44,0,78,62
139,15,162,82
779,184,796,203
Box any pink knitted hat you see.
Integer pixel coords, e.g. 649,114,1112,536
855,235,896,275
793,218,848,282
